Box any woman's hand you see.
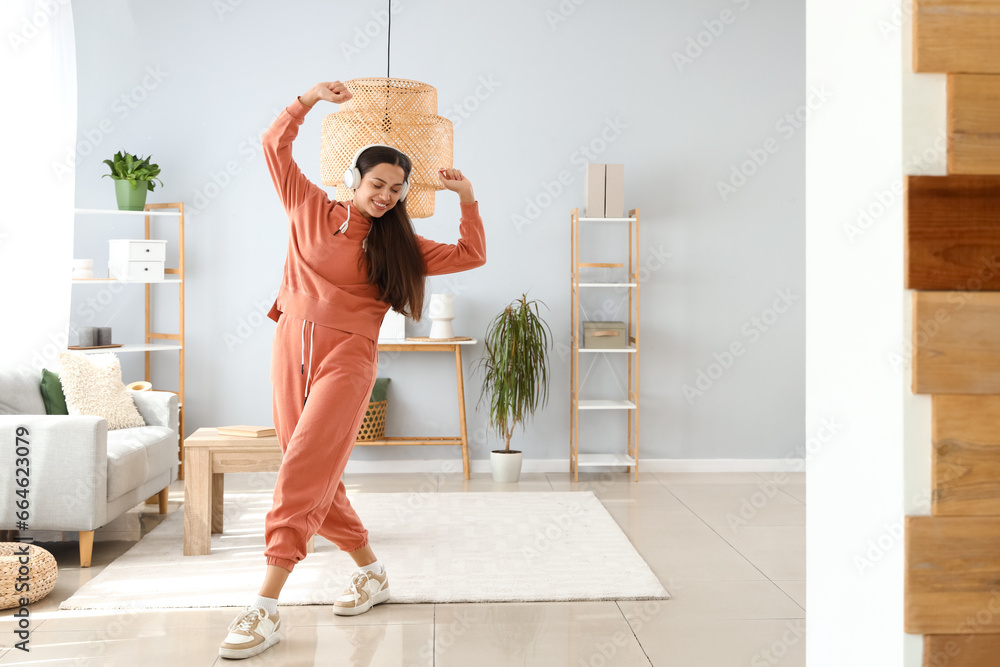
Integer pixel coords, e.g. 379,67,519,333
438,168,475,203
299,81,353,108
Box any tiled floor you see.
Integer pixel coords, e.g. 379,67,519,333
0,470,805,665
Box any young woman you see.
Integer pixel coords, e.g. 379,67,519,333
219,80,486,660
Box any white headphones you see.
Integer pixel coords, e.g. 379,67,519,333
343,143,410,201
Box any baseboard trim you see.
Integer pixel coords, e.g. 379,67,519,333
344,458,805,475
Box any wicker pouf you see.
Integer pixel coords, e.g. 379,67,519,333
0,543,58,610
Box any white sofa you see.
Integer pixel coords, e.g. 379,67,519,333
0,367,179,566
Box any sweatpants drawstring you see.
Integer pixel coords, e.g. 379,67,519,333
301,318,315,405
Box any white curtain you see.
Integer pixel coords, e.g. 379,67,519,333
0,1,77,372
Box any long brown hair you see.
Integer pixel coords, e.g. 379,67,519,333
354,145,426,321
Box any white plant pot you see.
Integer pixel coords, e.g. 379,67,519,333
490,450,523,482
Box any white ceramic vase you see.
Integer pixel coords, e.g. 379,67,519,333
428,293,456,339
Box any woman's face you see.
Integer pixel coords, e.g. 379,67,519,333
353,162,407,220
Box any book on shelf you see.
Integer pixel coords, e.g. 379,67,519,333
216,425,276,438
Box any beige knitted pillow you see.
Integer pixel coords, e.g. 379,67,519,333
57,351,146,430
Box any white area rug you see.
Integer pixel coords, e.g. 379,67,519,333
59,492,670,609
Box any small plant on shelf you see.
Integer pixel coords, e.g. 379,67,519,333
102,150,164,211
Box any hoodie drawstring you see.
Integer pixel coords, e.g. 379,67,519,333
300,205,352,406
301,318,315,406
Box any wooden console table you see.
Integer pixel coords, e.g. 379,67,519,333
365,338,477,480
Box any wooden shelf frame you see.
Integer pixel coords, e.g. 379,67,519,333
570,207,640,481
71,202,186,480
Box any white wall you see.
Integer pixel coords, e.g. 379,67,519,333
68,0,804,465
807,0,913,664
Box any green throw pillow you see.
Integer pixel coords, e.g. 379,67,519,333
39,368,69,415
370,377,390,402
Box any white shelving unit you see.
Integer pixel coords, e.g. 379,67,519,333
68,343,183,353
71,203,187,478
570,207,640,481
71,277,183,284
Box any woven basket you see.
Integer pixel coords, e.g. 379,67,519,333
0,543,58,610
356,399,387,441
320,78,453,219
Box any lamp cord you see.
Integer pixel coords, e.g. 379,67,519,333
383,0,390,132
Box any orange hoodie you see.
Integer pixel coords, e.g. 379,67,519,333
262,96,487,341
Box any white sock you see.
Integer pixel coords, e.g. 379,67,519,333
252,595,278,615
358,560,383,576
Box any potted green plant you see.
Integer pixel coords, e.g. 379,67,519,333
475,293,553,482
102,150,164,211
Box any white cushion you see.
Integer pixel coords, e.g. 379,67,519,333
106,425,176,500
57,351,146,430
0,367,46,415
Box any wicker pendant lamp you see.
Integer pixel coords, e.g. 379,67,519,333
320,79,452,218
319,5,452,218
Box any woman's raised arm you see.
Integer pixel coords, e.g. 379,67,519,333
261,81,354,218
418,169,486,275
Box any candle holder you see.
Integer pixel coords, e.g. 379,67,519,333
78,327,98,347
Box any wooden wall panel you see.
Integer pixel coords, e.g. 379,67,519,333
924,635,1000,666
905,175,1000,290
932,395,1000,515
914,0,1000,73
905,516,1000,634
911,0,1000,657
912,292,1000,394
949,75,1000,174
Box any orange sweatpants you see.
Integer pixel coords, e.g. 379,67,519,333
263,311,379,573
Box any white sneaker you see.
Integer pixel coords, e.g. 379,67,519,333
333,567,390,616
219,605,280,659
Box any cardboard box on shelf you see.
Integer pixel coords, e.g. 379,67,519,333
604,164,624,218
584,163,606,218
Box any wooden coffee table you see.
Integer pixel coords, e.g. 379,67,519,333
182,427,314,556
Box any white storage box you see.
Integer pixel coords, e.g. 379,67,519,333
379,309,406,340
108,260,164,281
108,239,167,281
109,239,167,263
